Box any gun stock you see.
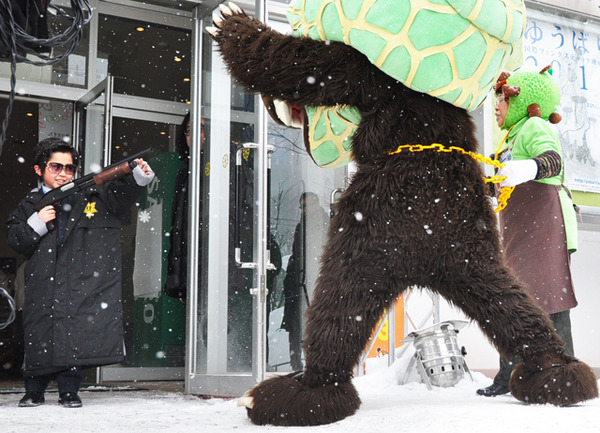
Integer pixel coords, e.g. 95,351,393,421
93,161,133,185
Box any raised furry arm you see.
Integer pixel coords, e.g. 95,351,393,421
209,8,383,109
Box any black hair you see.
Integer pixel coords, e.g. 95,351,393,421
32,137,79,179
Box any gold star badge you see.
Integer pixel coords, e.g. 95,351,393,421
84,202,98,219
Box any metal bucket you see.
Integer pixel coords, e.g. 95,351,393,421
401,320,472,389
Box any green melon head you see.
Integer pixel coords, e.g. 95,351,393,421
284,0,528,167
288,0,527,112
497,65,562,130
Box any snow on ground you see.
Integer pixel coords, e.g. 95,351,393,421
1,355,599,433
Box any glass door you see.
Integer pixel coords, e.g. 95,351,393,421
187,25,348,397
99,111,189,382
265,120,347,373
74,75,191,382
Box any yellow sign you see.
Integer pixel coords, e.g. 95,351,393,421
366,296,404,359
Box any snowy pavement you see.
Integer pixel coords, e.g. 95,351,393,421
1,358,599,433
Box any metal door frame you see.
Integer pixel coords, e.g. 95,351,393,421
73,74,113,167
184,0,274,397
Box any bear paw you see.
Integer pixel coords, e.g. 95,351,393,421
238,372,361,426
510,358,598,406
206,2,246,38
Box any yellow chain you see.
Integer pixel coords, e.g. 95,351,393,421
388,142,512,213
492,128,515,213
495,185,514,212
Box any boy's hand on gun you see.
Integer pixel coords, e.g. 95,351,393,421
38,205,56,223
132,158,155,187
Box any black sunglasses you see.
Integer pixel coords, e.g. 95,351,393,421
46,161,77,175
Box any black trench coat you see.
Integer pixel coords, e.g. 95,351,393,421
4,176,144,376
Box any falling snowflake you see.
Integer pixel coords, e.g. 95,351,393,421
139,210,152,223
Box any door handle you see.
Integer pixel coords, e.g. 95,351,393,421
235,143,258,269
329,188,344,219
266,144,275,271
234,143,277,270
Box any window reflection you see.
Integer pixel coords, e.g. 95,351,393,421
98,16,191,101
0,7,89,88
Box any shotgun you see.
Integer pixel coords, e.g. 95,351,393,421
34,149,151,230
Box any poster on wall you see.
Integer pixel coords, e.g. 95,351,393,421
523,9,600,192
38,101,73,142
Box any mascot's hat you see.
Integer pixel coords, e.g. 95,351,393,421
495,65,562,130
286,0,527,167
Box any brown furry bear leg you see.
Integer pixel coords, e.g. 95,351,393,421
510,356,598,405
244,371,360,426
437,269,598,406
244,238,401,425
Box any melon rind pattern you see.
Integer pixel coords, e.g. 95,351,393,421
286,0,526,167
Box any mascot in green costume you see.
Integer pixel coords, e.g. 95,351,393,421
207,0,598,426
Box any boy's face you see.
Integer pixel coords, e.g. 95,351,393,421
34,151,75,189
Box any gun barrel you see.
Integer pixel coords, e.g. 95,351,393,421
124,149,151,168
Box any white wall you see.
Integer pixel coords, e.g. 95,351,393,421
570,229,600,367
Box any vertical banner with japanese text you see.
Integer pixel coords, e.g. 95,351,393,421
523,9,600,192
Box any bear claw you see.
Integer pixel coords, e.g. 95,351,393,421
228,2,243,14
212,12,223,26
205,26,219,37
219,3,233,17
237,390,254,409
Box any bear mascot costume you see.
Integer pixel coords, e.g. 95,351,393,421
207,0,598,426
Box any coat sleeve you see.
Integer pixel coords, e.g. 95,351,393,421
4,198,44,258
518,117,561,159
100,174,146,216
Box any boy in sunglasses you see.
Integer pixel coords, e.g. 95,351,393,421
4,137,154,408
